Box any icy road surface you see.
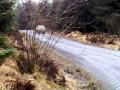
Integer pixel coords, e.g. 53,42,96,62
20,30,120,90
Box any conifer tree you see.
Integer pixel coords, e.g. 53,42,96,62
0,0,15,31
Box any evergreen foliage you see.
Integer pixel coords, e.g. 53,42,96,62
90,0,120,35
0,0,15,32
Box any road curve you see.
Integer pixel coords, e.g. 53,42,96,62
55,37,120,90
20,30,120,90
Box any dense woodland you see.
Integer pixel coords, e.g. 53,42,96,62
0,0,120,35
17,0,120,36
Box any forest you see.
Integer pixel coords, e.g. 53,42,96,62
0,0,120,90
17,0,120,35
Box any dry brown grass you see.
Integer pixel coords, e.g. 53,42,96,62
3,59,20,71
65,31,120,50
0,60,44,90
0,58,36,90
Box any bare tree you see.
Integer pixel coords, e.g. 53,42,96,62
16,0,71,77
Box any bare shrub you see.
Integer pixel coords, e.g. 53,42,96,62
16,0,74,86
14,30,60,82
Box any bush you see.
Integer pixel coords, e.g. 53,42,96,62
13,31,60,82
17,48,59,80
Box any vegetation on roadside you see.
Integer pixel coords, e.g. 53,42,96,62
17,31,65,83
66,31,120,50
0,0,67,89
0,30,66,90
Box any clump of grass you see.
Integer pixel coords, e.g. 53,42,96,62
107,39,116,45
0,59,36,90
16,78,35,90
42,59,58,79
